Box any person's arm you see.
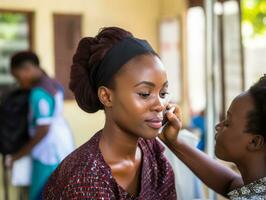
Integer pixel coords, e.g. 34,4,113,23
5,125,50,167
159,105,243,196
12,125,49,160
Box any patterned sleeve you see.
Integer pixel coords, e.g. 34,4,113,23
60,180,116,200
43,165,115,200
30,88,55,126
43,170,115,200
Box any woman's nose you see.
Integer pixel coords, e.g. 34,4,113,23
152,96,166,112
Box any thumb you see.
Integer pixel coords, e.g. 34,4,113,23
167,111,182,131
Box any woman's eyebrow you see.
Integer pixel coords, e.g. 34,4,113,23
134,81,168,87
134,81,155,87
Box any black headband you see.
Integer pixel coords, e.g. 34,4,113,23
93,36,155,88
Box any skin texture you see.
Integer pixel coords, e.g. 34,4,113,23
215,93,255,163
98,54,170,196
160,92,266,197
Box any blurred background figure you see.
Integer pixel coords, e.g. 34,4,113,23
5,51,74,200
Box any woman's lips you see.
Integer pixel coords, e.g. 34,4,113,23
145,119,163,129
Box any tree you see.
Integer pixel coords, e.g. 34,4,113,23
242,0,266,37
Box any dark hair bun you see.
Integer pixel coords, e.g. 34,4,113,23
69,27,133,113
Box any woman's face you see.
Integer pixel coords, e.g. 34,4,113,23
215,92,255,162
108,54,169,139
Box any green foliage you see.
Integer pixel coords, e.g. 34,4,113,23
0,12,26,24
0,12,27,40
242,0,266,37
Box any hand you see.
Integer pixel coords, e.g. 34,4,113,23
5,154,14,169
159,104,182,145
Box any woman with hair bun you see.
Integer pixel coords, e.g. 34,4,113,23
44,27,181,199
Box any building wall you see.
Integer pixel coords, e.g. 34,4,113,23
159,0,190,123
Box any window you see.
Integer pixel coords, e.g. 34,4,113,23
0,10,33,96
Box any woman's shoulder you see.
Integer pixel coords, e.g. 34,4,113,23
227,176,266,200
43,131,114,198
55,131,102,173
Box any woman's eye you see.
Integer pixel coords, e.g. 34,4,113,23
160,91,169,98
138,93,150,98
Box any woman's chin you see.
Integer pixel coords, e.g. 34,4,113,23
141,129,160,140
214,146,221,158
214,148,227,161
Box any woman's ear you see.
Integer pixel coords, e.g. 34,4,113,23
247,134,265,151
98,86,113,108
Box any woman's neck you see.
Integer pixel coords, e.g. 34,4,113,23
237,154,266,185
100,119,140,163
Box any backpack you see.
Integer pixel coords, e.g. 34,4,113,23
0,89,30,155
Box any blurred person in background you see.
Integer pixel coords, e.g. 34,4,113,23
5,51,74,200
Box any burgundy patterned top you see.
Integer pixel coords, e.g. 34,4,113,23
43,131,177,200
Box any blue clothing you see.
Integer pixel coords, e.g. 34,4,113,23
29,88,55,128
28,75,74,200
29,76,74,165
190,115,206,151
30,159,58,200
